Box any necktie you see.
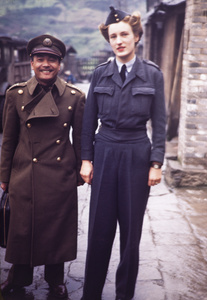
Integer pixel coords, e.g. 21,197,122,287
120,64,126,82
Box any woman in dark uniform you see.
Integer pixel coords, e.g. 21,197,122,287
80,6,166,300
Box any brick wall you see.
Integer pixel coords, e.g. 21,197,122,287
178,0,207,171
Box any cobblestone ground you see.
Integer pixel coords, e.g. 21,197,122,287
0,83,207,300
1,174,207,300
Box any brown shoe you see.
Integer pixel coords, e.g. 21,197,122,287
49,283,68,299
0,279,13,294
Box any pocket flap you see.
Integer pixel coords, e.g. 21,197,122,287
94,86,114,96
132,87,155,96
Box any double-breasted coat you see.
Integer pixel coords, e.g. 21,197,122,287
0,76,85,267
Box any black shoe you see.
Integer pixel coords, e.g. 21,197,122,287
49,283,68,299
1,279,13,294
0,279,24,295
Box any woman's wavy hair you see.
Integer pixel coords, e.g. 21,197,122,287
99,11,143,45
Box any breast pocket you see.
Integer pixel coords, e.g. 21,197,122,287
94,86,114,114
132,87,155,116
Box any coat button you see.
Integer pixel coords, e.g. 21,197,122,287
33,158,38,163
27,123,32,128
18,89,23,95
63,123,67,128
57,157,61,162
56,139,61,144
68,106,72,111
21,106,25,111
71,90,76,95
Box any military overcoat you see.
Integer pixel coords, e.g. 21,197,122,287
0,76,85,266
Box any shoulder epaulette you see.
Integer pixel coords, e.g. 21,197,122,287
66,83,84,94
95,59,112,70
143,59,160,70
7,82,27,91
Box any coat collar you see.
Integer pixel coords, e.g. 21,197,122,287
102,57,147,87
26,90,59,121
27,76,66,96
25,76,65,121
134,57,147,82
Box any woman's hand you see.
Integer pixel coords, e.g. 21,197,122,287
148,167,162,186
80,160,94,185
0,182,8,191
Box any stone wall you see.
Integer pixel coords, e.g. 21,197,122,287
166,0,207,186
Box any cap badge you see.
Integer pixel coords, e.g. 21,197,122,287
43,38,53,47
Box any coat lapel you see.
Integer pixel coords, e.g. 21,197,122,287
27,90,59,121
123,57,147,88
111,61,123,87
104,58,147,88
103,60,123,88
25,77,63,121
24,88,46,113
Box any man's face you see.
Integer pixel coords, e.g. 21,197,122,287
31,54,60,86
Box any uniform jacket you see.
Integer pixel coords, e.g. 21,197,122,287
0,76,85,266
81,57,166,164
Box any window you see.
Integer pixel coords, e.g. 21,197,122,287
3,46,11,63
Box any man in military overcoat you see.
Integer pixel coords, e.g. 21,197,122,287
0,34,85,298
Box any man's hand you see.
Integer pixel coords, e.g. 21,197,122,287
0,182,8,191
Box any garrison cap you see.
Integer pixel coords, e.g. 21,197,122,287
105,6,130,26
27,34,66,59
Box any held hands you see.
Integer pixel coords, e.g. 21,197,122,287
148,167,162,186
80,160,94,185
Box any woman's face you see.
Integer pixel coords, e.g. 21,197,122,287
108,21,139,63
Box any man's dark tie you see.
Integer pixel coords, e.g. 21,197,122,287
120,64,126,82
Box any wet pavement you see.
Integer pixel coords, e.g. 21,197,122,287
0,83,207,300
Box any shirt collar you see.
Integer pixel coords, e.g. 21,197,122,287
116,56,136,73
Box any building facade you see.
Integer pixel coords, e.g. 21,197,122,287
144,0,207,186
176,0,207,186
